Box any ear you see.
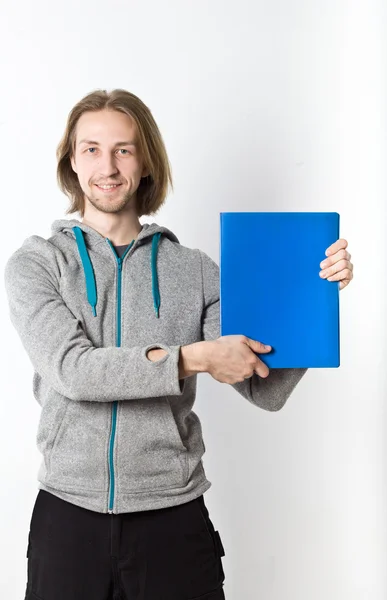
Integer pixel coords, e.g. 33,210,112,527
141,164,150,178
70,155,77,174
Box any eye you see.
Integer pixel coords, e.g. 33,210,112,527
86,147,97,154
117,149,131,155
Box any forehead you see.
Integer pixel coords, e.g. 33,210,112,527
75,109,138,144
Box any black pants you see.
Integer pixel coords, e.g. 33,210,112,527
25,490,226,600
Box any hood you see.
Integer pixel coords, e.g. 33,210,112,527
51,218,180,249
51,218,180,319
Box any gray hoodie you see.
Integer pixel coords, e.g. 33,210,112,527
4,219,307,514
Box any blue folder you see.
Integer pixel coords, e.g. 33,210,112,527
220,212,340,368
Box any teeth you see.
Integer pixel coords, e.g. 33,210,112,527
97,184,119,189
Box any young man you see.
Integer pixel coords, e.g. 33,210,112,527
4,89,354,600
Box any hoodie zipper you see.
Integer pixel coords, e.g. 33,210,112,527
106,239,134,514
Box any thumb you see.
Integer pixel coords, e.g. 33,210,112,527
245,338,272,354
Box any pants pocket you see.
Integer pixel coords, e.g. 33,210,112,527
195,497,226,584
214,530,225,557
196,497,225,555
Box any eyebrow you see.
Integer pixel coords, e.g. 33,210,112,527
78,139,137,147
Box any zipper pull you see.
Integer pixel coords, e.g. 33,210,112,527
117,257,123,271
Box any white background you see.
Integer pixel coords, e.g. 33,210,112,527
0,1,386,598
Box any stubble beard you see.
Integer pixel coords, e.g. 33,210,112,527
86,185,136,215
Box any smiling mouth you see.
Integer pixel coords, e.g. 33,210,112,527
95,183,122,192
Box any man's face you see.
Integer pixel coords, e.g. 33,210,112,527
71,109,147,214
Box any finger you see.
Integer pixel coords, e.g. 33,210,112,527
320,249,350,269
326,268,353,282
325,238,348,256
320,258,350,279
245,338,272,353
254,358,270,378
339,279,351,291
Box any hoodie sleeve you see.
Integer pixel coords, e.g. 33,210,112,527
4,241,183,402
198,250,307,411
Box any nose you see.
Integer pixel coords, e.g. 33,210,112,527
96,153,119,177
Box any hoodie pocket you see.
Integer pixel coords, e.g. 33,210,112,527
44,398,71,460
46,400,109,492
116,397,189,493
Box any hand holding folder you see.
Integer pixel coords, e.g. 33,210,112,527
203,335,272,383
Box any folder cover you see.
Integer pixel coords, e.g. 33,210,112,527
220,212,340,368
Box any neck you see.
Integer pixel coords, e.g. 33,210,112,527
82,204,142,246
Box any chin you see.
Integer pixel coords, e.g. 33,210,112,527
90,196,133,215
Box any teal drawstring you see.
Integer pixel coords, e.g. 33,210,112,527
151,232,162,318
73,226,98,317
73,226,162,319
